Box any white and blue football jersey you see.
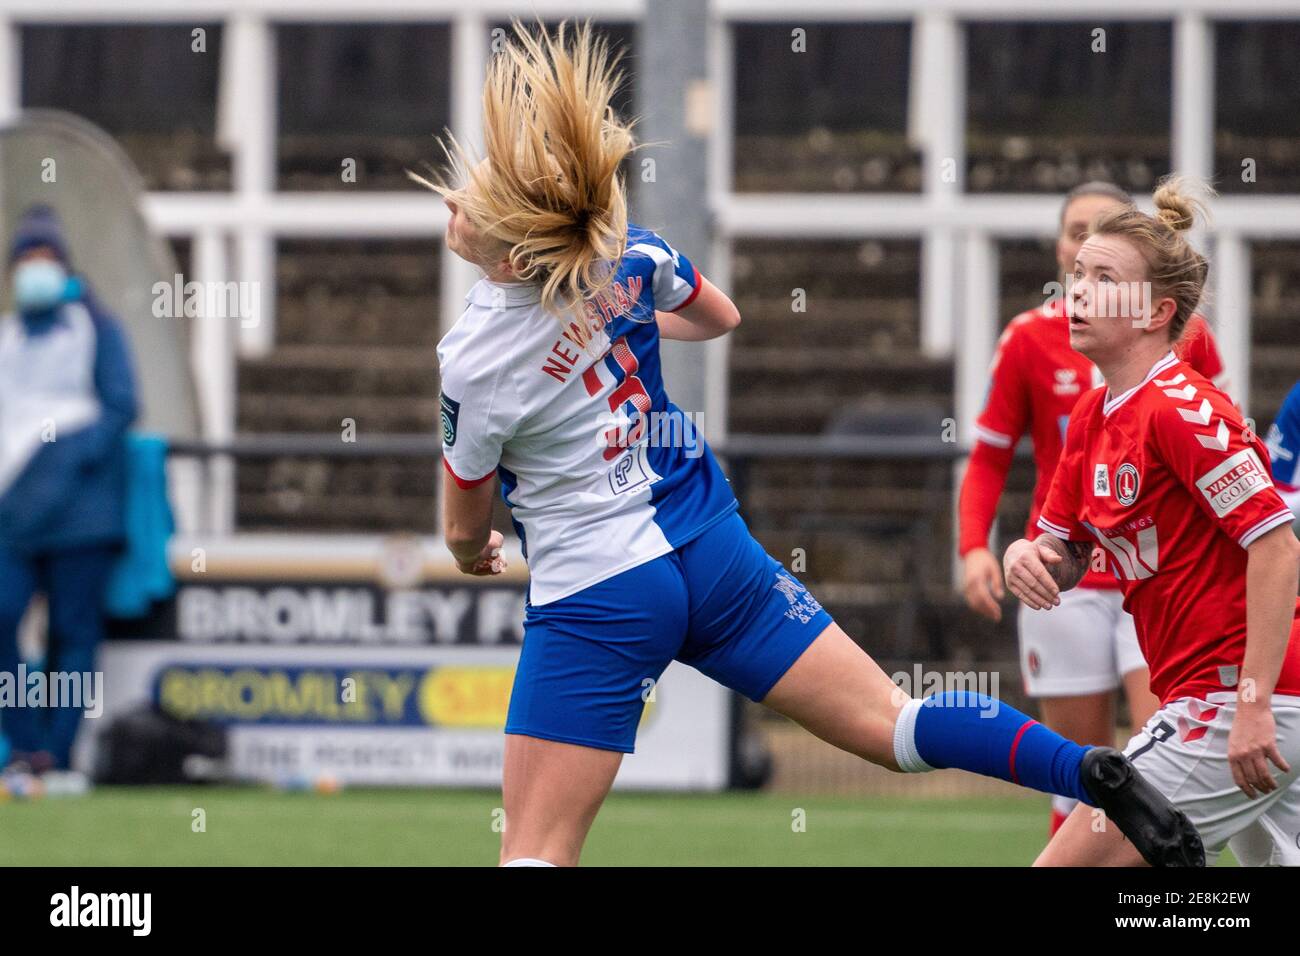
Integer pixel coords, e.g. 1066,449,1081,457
1266,381,1300,519
436,224,738,605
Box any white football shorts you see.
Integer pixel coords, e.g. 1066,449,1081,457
1018,586,1147,697
1123,692,1300,866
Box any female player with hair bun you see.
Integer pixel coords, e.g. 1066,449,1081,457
1005,177,1300,866
427,20,1203,867
959,181,1228,839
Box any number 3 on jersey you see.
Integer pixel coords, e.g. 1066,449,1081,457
583,335,651,461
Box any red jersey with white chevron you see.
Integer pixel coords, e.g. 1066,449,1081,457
960,298,1224,588
1037,351,1300,705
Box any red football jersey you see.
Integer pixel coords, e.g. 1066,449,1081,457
1037,351,1300,705
959,298,1226,589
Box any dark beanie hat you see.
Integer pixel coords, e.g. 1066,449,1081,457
10,204,70,265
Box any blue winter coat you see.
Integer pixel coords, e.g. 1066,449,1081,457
0,286,138,552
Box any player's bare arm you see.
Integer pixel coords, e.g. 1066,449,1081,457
442,470,507,576
655,276,741,341
1232,524,1300,798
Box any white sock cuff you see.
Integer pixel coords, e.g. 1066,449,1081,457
1051,795,1079,816
502,857,557,867
892,697,935,774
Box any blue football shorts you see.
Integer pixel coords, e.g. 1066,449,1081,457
504,510,833,753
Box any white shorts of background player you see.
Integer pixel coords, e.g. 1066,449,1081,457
1018,587,1146,697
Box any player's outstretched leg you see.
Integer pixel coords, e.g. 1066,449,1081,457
761,623,1205,867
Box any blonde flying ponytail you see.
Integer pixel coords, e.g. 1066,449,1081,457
411,20,637,319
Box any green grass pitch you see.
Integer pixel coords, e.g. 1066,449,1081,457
0,786,1238,866
0,785,1237,868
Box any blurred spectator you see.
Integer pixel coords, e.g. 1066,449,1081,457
0,205,138,777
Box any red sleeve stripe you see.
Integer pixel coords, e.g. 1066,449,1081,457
973,424,1014,449
443,457,495,489
668,266,703,312
1237,510,1295,548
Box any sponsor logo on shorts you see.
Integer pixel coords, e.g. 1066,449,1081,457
1176,700,1220,744
1115,463,1140,507
1195,449,1270,518
772,571,823,625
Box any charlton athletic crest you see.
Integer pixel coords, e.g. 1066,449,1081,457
1115,463,1140,507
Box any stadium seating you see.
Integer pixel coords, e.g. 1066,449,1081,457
235,240,442,531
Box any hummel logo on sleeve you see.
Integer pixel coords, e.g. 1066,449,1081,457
1155,372,1198,401
1154,372,1229,450
1177,398,1213,426
1195,419,1230,452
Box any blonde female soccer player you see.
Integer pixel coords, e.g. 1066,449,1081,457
1004,178,1300,866
427,20,1202,867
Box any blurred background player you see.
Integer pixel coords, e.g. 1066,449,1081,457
1266,380,1300,520
0,205,138,782
432,21,1202,868
1005,178,1300,866
958,182,1227,837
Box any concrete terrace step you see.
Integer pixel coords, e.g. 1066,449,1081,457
731,306,918,353
236,492,437,532
734,133,922,193
730,346,944,376
732,244,920,295
237,395,439,434
238,344,440,399
235,456,439,532
728,349,953,432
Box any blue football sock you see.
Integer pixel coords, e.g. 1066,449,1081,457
892,690,1094,805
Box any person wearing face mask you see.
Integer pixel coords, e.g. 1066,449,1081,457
0,204,138,780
